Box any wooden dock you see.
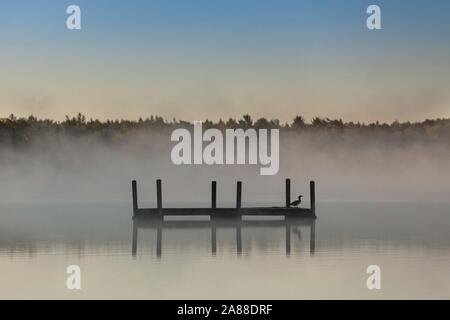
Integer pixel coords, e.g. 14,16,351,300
131,179,316,218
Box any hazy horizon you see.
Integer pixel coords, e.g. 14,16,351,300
3,112,450,125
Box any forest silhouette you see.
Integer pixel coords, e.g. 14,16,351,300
1,113,449,148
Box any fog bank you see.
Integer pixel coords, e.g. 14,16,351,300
1,121,449,203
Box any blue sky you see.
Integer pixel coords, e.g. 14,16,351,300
0,0,449,122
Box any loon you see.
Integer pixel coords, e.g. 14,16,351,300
290,195,303,207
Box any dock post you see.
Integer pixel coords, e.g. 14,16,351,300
132,180,138,214
157,179,162,213
285,179,291,207
211,181,217,209
236,181,242,209
310,181,316,215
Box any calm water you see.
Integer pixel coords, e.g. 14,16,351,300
1,201,450,299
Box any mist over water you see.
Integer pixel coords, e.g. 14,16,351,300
0,124,449,203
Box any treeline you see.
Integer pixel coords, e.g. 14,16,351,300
1,113,450,147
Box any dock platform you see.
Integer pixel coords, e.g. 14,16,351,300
131,179,316,218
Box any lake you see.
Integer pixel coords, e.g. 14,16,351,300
1,201,449,299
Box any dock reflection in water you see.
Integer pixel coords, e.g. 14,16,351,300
131,216,316,258
4,202,450,299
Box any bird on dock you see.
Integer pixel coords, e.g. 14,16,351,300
290,195,303,207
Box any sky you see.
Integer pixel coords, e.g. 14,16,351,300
0,0,450,123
